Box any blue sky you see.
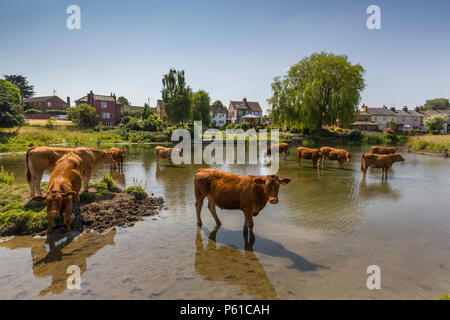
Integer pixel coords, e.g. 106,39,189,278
1,0,449,112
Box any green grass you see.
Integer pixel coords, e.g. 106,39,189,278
126,186,147,200
0,171,48,235
407,135,450,153
0,166,14,185
438,294,450,300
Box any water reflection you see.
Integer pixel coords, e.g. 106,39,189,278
195,226,327,299
0,231,116,296
358,180,401,200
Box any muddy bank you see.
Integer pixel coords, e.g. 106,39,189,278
0,187,166,237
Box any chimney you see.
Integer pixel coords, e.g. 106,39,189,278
113,93,116,101
383,105,387,109
66,96,70,108
415,107,420,112
362,104,368,112
403,106,408,112
390,107,396,112
243,97,247,105
88,90,94,106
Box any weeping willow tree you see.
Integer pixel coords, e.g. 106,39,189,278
268,52,366,135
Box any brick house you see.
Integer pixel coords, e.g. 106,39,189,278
75,91,122,127
211,105,227,127
23,95,69,119
228,97,262,124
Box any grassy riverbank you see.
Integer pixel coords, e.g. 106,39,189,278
406,135,450,154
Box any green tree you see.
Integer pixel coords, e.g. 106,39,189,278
424,114,449,133
67,103,98,128
141,103,153,120
161,68,192,127
191,90,212,126
117,96,130,106
420,98,450,110
3,74,35,99
212,100,227,112
268,52,366,135
0,80,25,128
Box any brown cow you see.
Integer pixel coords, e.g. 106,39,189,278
155,146,182,166
32,152,82,235
296,147,323,168
26,147,113,195
265,143,290,160
194,168,291,241
361,152,405,180
370,146,397,154
319,147,351,169
110,147,127,170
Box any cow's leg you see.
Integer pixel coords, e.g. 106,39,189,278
83,168,92,190
194,186,207,226
44,215,54,236
246,214,255,243
33,170,45,196
64,204,73,232
207,198,222,227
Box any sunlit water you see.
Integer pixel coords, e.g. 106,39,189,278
0,145,449,299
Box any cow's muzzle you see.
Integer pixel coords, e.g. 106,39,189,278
269,198,279,204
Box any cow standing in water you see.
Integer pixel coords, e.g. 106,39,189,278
319,147,352,169
265,143,290,160
194,168,291,242
154,146,183,167
32,152,82,235
26,146,113,195
296,147,323,168
110,147,127,170
360,152,405,180
370,146,397,154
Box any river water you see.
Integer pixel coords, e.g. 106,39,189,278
0,145,448,299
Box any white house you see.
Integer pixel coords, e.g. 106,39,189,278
211,105,227,127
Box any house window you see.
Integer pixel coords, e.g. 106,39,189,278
101,101,107,108
47,102,51,108
102,112,110,119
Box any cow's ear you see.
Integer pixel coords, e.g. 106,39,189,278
32,195,47,202
253,177,265,185
279,177,291,185
62,191,77,199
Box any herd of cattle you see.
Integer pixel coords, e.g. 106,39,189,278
23,143,404,237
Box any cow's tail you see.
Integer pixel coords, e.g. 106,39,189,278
26,147,37,183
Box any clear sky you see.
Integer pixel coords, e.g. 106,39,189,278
1,0,449,112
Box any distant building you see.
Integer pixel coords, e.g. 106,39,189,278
122,105,144,117
357,104,396,130
23,95,70,119
211,105,227,127
422,107,450,133
75,91,122,127
391,106,425,130
228,97,262,124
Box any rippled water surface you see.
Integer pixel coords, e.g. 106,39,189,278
0,145,449,299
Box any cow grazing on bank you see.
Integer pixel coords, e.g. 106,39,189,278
26,146,113,195
319,147,351,169
32,152,82,235
265,143,290,160
110,147,127,170
154,146,183,166
360,152,405,180
194,168,291,241
296,147,323,168
370,146,397,154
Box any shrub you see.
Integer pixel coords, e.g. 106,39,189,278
385,133,399,145
363,133,384,145
100,171,117,192
24,108,43,115
348,129,363,142
126,186,147,200
424,114,449,133
240,122,250,131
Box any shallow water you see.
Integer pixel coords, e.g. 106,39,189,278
0,145,449,299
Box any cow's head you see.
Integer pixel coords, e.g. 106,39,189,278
119,148,127,161
101,150,114,163
32,191,78,218
253,175,291,204
345,152,352,162
391,153,405,162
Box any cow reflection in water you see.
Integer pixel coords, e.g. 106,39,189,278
0,231,116,296
195,227,326,299
358,179,401,200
